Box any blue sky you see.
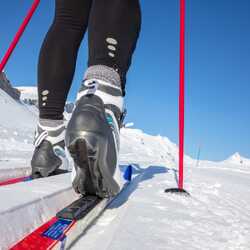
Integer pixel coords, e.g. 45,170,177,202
0,0,249,161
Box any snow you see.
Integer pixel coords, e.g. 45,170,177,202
16,86,38,101
71,164,250,250
0,89,250,249
224,152,250,166
0,89,36,131
120,128,194,166
0,89,37,180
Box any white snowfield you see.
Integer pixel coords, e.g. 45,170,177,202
0,88,250,249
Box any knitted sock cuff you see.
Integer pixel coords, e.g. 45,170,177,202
84,65,121,88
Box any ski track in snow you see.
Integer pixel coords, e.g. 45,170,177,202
0,89,250,249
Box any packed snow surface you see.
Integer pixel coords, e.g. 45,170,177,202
0,89,250,249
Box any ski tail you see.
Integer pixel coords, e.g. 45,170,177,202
0,169,69,187
9,165,134,250
0,176,32,187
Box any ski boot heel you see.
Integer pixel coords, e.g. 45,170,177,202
67,132,120,198
66,73,124,198
31,141,63,178
67,137,96,196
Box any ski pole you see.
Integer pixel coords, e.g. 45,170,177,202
178,0,185,190
0,0,40,72
165,0,189,195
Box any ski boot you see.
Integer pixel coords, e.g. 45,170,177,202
65,66,125,198
31,119,69,178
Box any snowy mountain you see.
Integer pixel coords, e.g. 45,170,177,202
16,86,38,105
225,152,250,166
0,88,250,249
0,72,20,100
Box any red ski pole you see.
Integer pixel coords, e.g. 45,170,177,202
0,0,40,72
178,0,185,190
165,0,189,195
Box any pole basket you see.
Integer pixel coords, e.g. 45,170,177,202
165,188,190,196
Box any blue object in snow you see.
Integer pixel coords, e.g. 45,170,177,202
123,165,133,181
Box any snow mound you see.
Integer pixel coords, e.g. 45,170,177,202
120,128,194,167
0,89,37,131
0,89,37,176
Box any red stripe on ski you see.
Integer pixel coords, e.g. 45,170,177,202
0,176,30,187
10,217,76,250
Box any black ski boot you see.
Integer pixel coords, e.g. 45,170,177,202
66,66,125,198
31,120,69,178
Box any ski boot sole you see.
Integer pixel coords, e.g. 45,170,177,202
67,135,120,198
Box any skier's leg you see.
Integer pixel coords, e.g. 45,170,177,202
38,0,92,120
66,0,141,197
88,0,141,94
32,0,92,178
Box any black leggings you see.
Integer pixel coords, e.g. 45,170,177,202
38,0,141,120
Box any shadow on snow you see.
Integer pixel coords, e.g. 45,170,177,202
109,164,170,209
